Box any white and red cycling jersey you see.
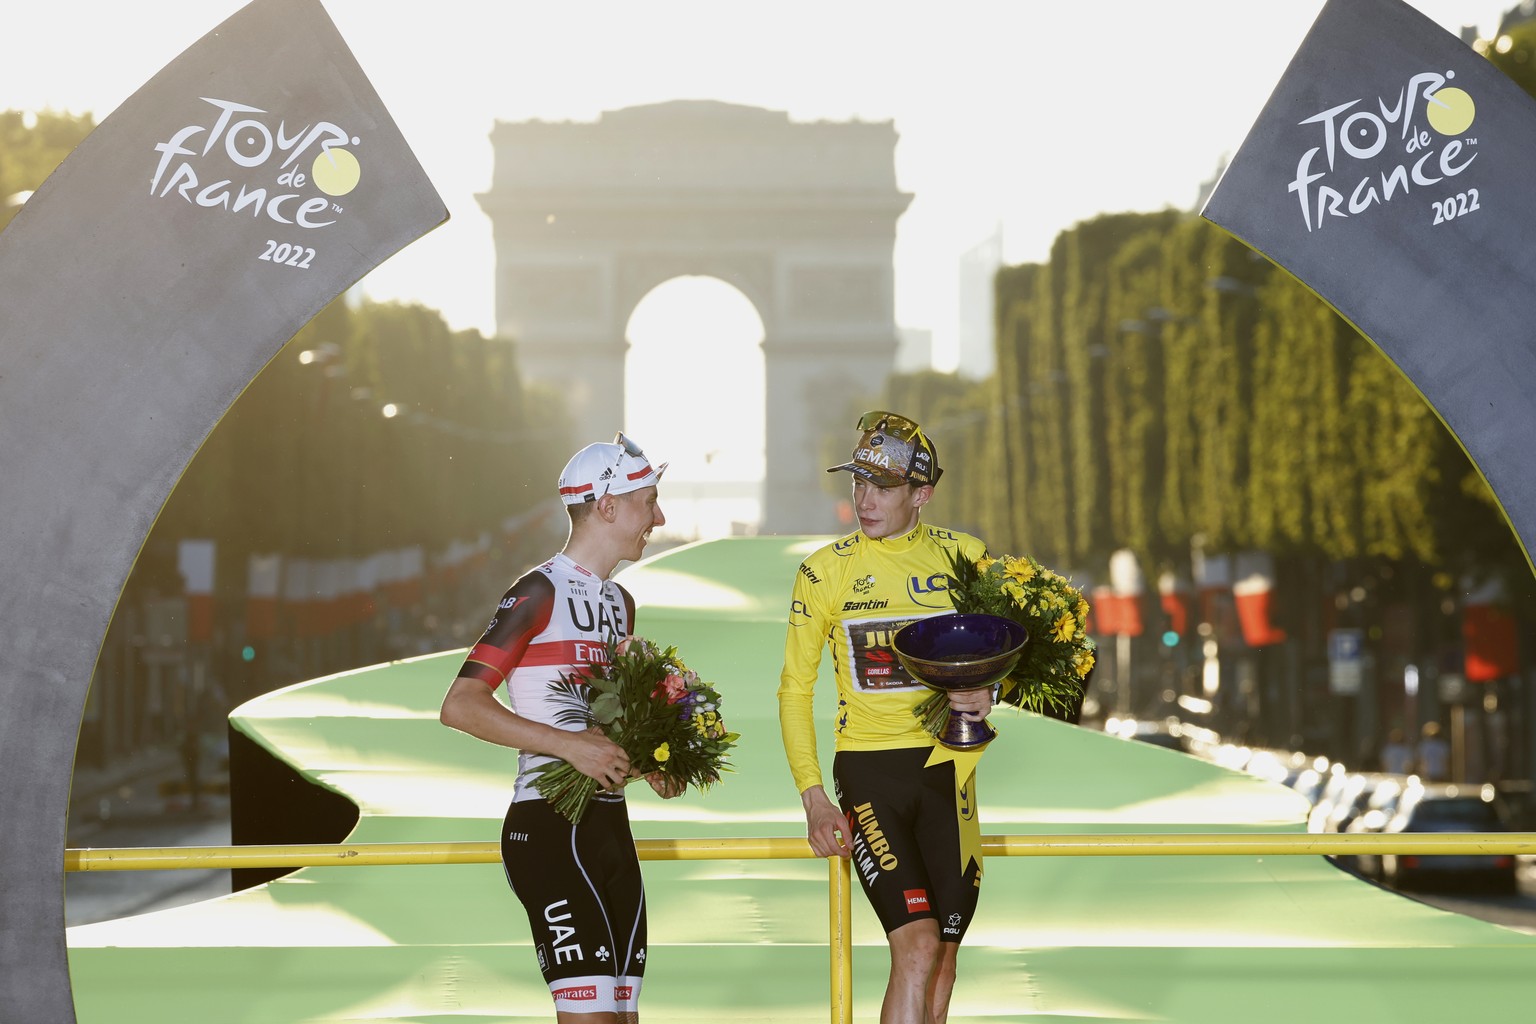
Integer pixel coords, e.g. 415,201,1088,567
456,552,635,801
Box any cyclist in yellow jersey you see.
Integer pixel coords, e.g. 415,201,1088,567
778,411,992,1024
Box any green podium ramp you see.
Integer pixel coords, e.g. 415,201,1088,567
68,537,1536,1022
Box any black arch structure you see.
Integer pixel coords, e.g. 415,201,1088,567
0,0,446,1019
1204,0,1536,572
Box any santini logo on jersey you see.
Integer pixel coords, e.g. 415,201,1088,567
842,599,889,612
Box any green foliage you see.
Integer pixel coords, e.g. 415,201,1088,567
155,297,568,573
5,113,569,584
1484,21,1536,97
531,637,738,823
865,197,1518,629
0,109,95,232
935,549,1095,717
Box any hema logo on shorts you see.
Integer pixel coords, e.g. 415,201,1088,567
904,888,930,913
553,985,598,1000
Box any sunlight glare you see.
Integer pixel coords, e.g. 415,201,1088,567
625,277,766,540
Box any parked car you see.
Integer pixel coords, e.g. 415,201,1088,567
1313,772,1407,840
1370,782,1518,893
1287,764,1331,807
1305,767,1356,833
1337,775,1411,877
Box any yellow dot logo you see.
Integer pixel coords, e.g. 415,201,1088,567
312,148,361,197
1426,87,1475,136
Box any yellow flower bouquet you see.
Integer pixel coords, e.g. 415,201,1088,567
531,636,738,823
912,551,1096,738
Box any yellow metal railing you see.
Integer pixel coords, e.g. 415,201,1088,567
65,832,1536,1024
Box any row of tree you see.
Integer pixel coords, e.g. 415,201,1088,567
883,22,1536,629
6,109,573,721
895,205,1530,606
157,296,571,588
869,208,1536,764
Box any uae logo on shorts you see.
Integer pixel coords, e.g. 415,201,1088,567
904,888,930,913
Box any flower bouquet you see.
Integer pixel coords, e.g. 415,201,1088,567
529,636,739,823
912,551,1097,738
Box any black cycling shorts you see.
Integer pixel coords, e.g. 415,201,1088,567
500,794,646,1015
833,746,982,940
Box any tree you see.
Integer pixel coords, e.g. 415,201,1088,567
0,109,94,233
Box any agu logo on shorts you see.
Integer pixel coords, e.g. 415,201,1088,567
904,888,930,913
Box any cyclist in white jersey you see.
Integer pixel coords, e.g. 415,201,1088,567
441,433,680,1023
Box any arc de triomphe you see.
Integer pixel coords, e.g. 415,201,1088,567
476,100,912,535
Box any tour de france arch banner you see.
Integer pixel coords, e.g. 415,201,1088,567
0,0,447,1018
1203,0,1536,572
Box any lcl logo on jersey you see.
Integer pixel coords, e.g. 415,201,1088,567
907,572,951,608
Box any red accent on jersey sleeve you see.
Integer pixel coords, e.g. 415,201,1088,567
458,575,554,686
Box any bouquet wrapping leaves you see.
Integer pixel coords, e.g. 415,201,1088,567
912,550,1097,738
529,636,738,823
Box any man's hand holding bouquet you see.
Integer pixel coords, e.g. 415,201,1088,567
531,635,738,823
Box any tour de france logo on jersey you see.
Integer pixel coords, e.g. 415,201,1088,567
1286,67,1481,234
147,96,365,245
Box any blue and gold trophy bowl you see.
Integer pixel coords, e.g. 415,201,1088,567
894,613,1028,749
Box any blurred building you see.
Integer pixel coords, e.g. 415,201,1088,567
478,101,912,534
956,226,1003,380
895,326,934,374
1493,1,1536,37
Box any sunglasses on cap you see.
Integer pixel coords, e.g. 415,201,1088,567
599,431,648,500
853,410,941,484
857,410,924,439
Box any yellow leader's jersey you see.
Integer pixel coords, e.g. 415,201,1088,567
777,520,986,794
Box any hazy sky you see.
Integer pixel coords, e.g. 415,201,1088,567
1,1,1520,528
3,0,1514,360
